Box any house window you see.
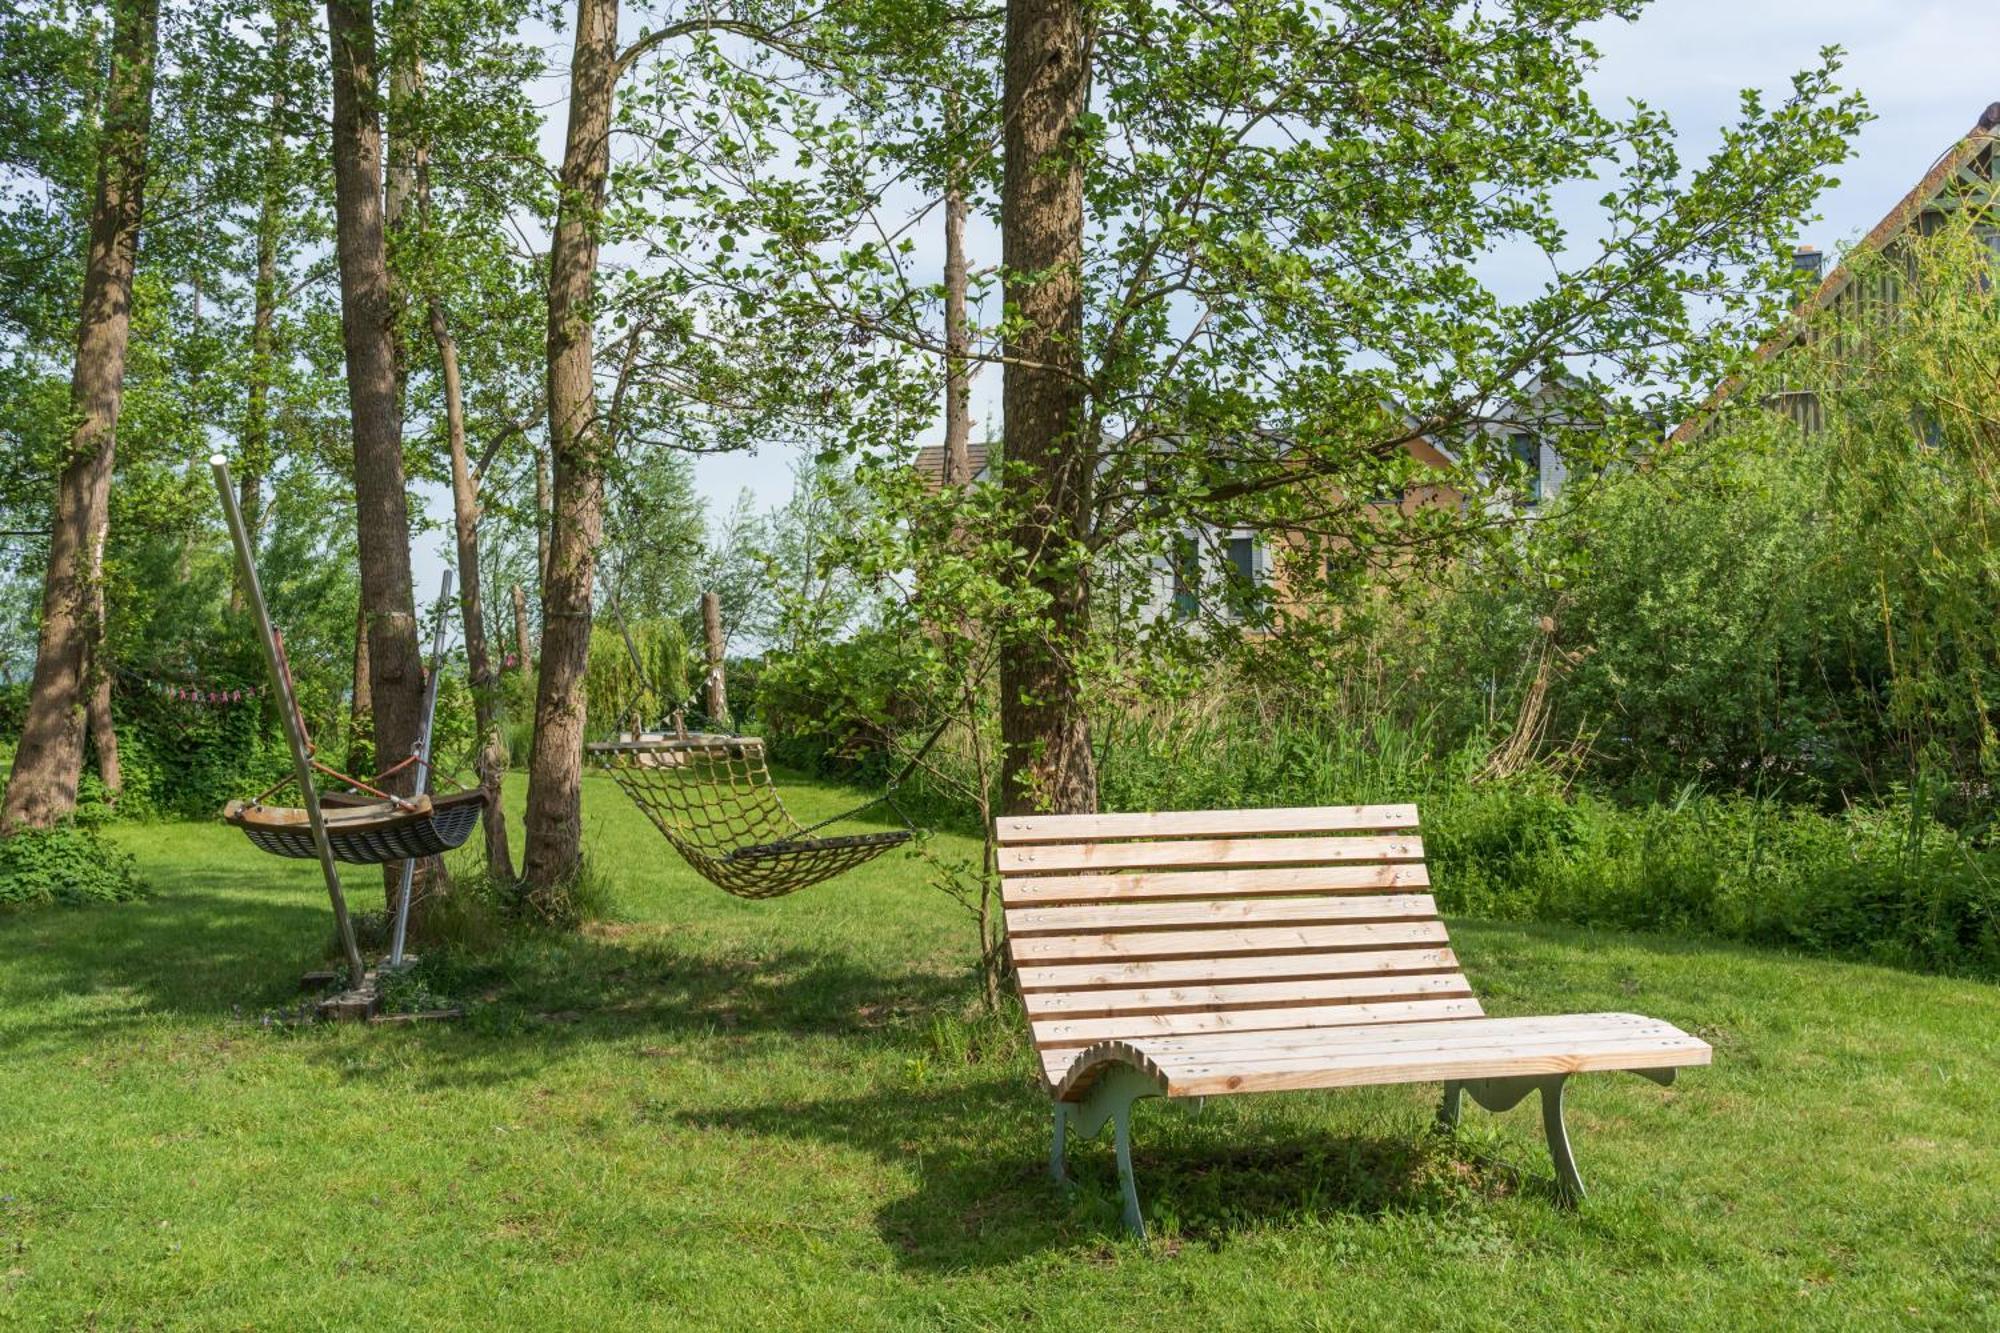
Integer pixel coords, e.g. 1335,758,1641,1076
1225,535,1256,584
1171,532,1198,618
1511,433,1542,505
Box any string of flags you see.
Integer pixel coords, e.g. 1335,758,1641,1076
142,679,266,706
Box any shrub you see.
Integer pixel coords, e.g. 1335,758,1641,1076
0,823,145,908
1097,703,2000,981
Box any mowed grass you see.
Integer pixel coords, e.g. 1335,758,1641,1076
1,773,1996,1330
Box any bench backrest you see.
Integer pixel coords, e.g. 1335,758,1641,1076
995,805,1481,1088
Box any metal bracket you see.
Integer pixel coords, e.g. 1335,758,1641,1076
1049,1065,1166,1239
1436,1068,1678,1207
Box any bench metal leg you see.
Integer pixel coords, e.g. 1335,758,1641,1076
1437,1080,1464,1130
1449,1068,1675,1207
1455,1074,1583,1204
1054,1064,1166,1239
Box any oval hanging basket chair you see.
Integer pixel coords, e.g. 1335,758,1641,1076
223,789,488,866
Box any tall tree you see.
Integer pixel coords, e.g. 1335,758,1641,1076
2,0,159,832
521,0,619,886
996,0,1093,814
325,0,425,861
233,0,302,614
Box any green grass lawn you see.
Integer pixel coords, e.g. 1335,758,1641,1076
2,773,1996,1329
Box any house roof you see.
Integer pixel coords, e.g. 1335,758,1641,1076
912,441,992,487
1668,100,2000,445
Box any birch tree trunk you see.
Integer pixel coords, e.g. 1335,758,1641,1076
701,589,728,727
326,0,425,858
942,92,973,487
523,0,617,887
512,583,532,668
85,528,121,800
1,0,157,832
997,0,1096,815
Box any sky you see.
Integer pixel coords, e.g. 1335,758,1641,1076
411,0,1998,596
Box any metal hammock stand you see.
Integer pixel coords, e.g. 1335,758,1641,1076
587,723,946,899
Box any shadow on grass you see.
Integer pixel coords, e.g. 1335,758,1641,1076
670,1077,1523,1270
0,869,332,1047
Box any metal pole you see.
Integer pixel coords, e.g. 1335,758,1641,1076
209,455,367,984
389,569,452,966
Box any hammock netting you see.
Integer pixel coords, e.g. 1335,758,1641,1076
588,736,910,898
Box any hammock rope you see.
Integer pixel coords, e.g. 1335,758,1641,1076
588,595,956,898
589,735,916,898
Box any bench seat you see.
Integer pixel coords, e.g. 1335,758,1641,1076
997,804,1711,1236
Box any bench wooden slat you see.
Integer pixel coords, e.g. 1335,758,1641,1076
1021,972,1475,1020
1093,1011,1671,1059
1034,997,1486,1049
996,805,1419,845
1042,1016,1706,1089
1009,920,1449,964
1015,948,1462,993
1005,893,1438,937
998,835,1424,876
1154,1036,1712,1097
1000,863,1429,905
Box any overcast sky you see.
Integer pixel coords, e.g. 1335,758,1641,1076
411,0,1996,598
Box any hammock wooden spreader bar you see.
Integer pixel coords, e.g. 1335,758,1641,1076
587,734,914,898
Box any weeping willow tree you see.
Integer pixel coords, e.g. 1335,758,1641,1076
584,618,692,739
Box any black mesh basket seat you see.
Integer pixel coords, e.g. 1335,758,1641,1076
222,789,488,866
588,735,912,898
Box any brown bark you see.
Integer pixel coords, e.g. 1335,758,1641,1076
522,0,618,887
942,93,973,487
326,0,425,867
431,290,515,880
1,0,157,833
512,582,532,668
701,589,729,726
997,0,1096,816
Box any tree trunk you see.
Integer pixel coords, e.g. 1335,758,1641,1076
326,0,425,889
534,440,552,586
348,601,372,771
942,92,973,487
233,1,295,614
701,588,728,727
512,582,532,669
997,0,1096,815
523,0,617,888
383,0,419,402
432,296,515,880
85,528,121,801
1,0,157,833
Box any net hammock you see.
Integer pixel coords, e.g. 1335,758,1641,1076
587,734,915,898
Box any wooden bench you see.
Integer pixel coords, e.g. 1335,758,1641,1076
997,804,1710,1236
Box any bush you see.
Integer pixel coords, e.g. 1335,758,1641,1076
1097,704,2000,981
0,823,145,908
